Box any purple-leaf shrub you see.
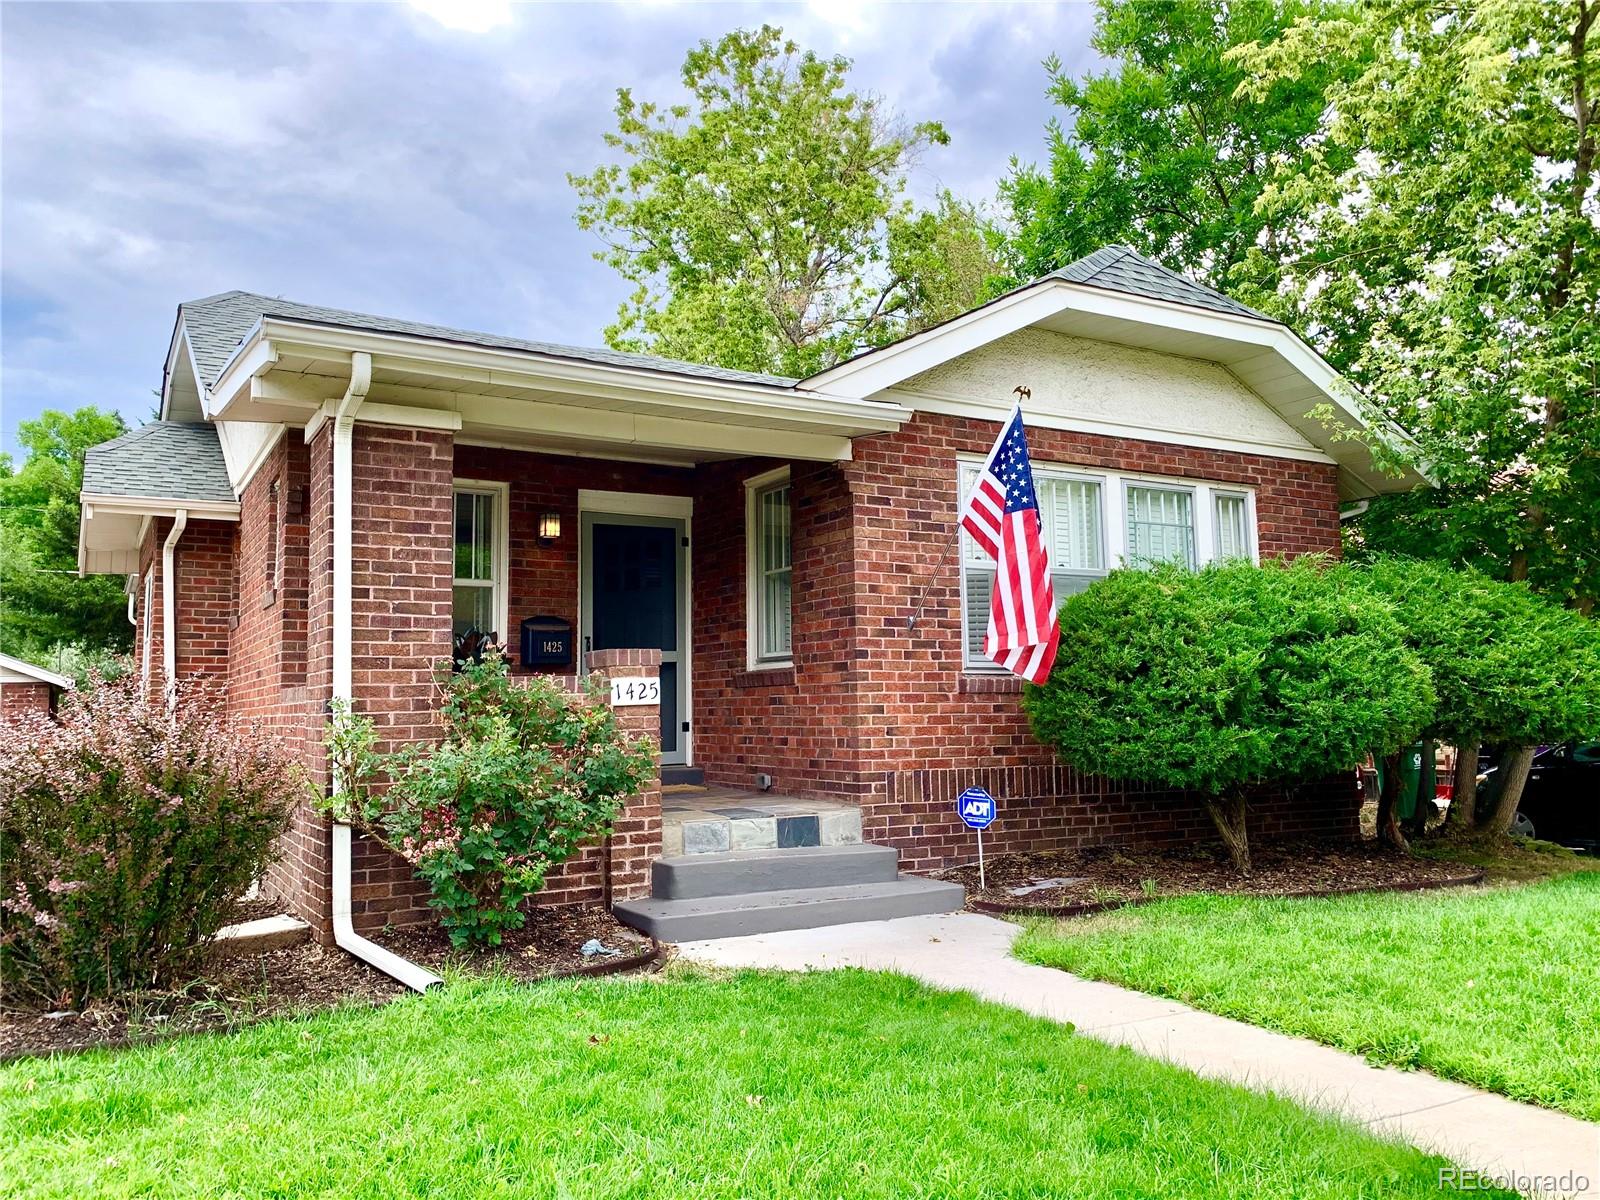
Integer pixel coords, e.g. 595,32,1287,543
0,677,301,1008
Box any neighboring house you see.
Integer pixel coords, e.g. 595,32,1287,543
0,653,72,723
79,246,1421,940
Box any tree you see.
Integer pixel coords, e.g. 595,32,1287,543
998,0,1358,317
1360,558,1600,839
0,407,131,660
1023,560,1433,871
571,25,1000,378
1230,0,1600,612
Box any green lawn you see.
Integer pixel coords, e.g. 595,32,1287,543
0,968,1493,1199
1017,871,1600,1121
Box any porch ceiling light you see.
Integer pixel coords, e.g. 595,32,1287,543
538,511,562,541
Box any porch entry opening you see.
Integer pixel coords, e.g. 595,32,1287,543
579,510,688,764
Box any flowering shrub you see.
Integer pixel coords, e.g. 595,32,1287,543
0,678,301,1007
327,653,656,947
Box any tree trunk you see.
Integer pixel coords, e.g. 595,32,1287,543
1204,790,1251,873
1446,740,1481,832
1487,745,1538,837
1402,738,1435,838
1376,752,1410,852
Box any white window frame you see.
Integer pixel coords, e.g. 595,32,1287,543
1210,489,1256,561
957,459,1259,670
744,466,793,670
1121,479,1199,570
451,479,510,643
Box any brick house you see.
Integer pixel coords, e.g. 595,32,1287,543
79,246,1419,969
0,653,71,724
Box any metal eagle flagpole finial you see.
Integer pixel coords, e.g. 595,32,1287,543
1013,385,1031,401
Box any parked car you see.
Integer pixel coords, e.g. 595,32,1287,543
1477,743,1600,850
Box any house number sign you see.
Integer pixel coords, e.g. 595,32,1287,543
609,677,660,706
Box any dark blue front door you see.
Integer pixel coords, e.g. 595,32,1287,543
588,520,681,757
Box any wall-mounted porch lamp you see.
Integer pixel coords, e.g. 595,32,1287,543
537,511,562,542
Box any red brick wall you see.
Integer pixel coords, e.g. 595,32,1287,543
0,681,54,723
840,412,1356,862
133,515,235,705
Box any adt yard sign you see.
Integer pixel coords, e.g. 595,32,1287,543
957,786,996,888
957,787,996,830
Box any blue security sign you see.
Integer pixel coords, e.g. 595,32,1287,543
957,786,996,830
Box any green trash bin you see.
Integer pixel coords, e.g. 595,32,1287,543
1391,742,1438,822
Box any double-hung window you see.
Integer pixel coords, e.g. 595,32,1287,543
959,462,1256,668
452,482,507,641
746,468,792,666
961,467,1106,663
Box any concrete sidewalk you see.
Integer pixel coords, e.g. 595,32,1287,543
678,911,1600,1199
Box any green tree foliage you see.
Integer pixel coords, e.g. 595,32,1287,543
1023,561,1433,871
1360,557,1600,835
571,25,1000,377
1232,1,1599,609
327,654,657,947
1,407,131,660
999,0,1353,315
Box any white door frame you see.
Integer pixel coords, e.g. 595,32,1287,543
576,490,693,766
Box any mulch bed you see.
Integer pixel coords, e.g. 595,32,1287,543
375,905,659,984
2,905,657,1062
938,839,1484,915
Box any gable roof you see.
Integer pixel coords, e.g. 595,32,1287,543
179,290,798,394
1043,245,1271,322
82,421,235,503
0,652,72,690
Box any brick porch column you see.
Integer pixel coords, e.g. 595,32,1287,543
584,648,664,903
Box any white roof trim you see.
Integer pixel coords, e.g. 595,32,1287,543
80,493,241,521
0,653,72,690
799,277,1423,497
208,319,909,436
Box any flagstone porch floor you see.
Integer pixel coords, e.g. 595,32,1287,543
660,785,863,857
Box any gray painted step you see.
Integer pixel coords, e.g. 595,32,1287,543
614,877,965,942
653,844,900,900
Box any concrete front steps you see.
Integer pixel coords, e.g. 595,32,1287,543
613,843,964,942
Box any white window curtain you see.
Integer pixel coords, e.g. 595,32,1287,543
1125,485,1195,568
754,482,792,661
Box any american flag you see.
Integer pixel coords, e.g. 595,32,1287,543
959,403,1060,684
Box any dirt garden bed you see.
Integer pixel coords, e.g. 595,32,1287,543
938,839,1484,915
2,905,658,1061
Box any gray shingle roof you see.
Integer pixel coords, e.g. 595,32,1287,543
178,291,799,390
1045,245,1271,321
82,422,235,503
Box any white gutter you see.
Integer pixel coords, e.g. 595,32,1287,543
162,510,187,711
325,352,441,994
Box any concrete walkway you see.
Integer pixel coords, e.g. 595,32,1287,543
678,911,1600,1199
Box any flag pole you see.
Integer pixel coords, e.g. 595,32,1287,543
905,383,1034,633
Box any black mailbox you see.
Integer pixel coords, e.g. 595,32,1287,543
521,615,573,667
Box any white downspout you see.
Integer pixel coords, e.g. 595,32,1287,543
162,510,187,711
326,353,441,993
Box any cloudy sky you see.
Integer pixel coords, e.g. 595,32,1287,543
1,1,1099,457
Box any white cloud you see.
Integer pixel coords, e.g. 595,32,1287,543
407,0,515,34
